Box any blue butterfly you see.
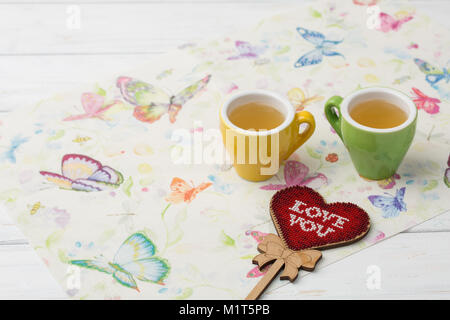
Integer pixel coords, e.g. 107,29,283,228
0,135,29,163
70,232,169,292
415,58,450,86
294,27,344,68
208,174,233,195
414,58,450,99
368,187,407,218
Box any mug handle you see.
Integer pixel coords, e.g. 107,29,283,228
285,110,315,159
324,96,344,140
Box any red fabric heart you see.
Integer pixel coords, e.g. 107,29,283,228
270,186,370,250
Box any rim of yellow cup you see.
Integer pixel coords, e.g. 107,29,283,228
221,89,294,136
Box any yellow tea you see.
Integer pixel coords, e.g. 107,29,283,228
350,99,408,129
229,102,285,130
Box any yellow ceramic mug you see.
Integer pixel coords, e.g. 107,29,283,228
220,90,315,181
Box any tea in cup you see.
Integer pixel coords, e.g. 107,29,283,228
324,87,417,180
220,90,315,182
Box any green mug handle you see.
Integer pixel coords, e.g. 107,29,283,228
324,96,344,140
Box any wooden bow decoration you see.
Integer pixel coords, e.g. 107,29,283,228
246,234,322,300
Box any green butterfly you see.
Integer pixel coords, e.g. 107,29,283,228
70,232,169,292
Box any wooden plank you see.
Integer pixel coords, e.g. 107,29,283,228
1,232,449,299
0,206,27,243
0,3,284,55
268,232,450,299
1,2,445,55
0,0,446,3
0,244,66,299
0,0,307,3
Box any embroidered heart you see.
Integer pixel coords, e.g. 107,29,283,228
270,186,370,250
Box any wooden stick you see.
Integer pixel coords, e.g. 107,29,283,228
245,259,284,300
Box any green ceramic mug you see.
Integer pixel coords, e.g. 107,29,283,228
324,87,417,180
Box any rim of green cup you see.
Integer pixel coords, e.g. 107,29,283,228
340,87,417,133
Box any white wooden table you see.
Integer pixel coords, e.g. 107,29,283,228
0,0,449,299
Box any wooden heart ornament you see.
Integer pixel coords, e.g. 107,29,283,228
270,186,371,250
246,186,370,300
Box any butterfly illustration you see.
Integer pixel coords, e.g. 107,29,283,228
377,173,401,190
0,135,29,163
294,27,344,68
207,174,233,195
376,12,413,33
370,231,385,244
165,177,212,204
246,262,271,279
245,230,270,278
70,232,169,292
287,87,324,111
411,87,440,114
368,187,407,218
260,160,328,190
40,154,124,192
225,83,239,94
63,93,122,121
227,41,267,60
117,75,211,124
414,58,450,87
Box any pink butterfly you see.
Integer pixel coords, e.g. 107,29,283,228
370,231,385,244
225,83,239,94
40,154,124,192
227,41,266,60
245,231,270,278
247,264,271,278
411,87,440,114
260,160,328,191
374,231,385,242
246,230,268,243
377,12,413,33
64,93,121,121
